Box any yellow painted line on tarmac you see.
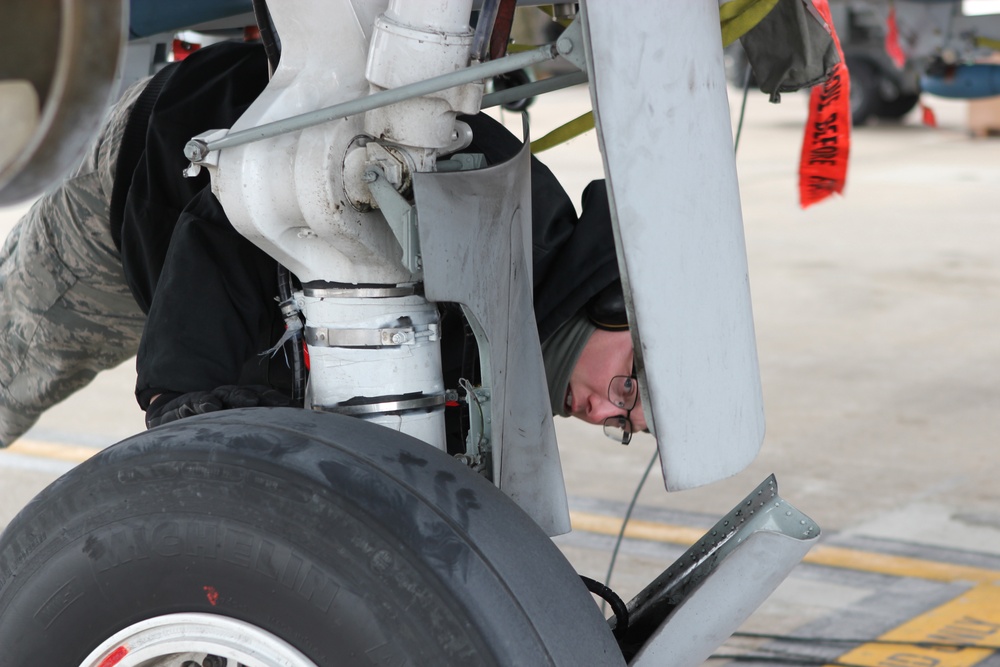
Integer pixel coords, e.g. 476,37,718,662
572,511,1000,666
569,511,1000,584
832,583,1000,666
571,510,707,546
808,545,1000,585
2,438,97,464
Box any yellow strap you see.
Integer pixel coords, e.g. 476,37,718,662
538,5,575,27
975,36,1000,51
719,0,780,46
512,1,779,153
530,110,594,153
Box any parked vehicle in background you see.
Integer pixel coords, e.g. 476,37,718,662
727,0,1000,126
828,2,922,124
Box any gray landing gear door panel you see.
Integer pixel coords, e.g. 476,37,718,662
580,0,765,490
627,475,820,666
413,129,571,537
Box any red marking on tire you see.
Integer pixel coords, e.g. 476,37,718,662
203,585,220,606
98,645,129,667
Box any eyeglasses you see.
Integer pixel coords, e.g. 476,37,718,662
603,363,638,445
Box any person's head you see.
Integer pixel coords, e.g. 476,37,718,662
564,328,647,436
542,309,647,443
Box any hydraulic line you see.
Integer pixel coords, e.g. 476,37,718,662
251,0,281,72
472,0,501,61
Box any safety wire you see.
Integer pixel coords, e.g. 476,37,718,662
734,61,753,153
599,448,659,615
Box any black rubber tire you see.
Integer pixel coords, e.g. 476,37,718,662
846,56,880,126
0,408,625,666
876,92,920,120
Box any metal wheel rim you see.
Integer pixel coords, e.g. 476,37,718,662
80,613,318,667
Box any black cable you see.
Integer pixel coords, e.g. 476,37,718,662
251,0,281,73
734,61,752,154
580,575,629,639
601,448,659,613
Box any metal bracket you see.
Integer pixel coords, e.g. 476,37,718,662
182,128,228,177
459,378,492,476
555,16,588,72
365,165,421,274
436,153,488,173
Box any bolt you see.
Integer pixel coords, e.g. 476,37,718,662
362,170,379,183
183,140,208,162
391,332,405,344
557,37,574,55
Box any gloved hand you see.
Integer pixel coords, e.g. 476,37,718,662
145,385,293,429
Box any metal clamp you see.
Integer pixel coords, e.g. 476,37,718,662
305,325,415,347
317,394,446,416
301,284,416,298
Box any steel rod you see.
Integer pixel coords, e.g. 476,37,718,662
192,43,560,156
481,69,588,109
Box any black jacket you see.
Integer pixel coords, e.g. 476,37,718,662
110,41,620,409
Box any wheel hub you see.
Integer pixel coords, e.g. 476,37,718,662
80,613,318,667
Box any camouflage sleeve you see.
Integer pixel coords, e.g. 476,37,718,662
0,78,151,446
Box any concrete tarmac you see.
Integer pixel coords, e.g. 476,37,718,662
3,83,1000,661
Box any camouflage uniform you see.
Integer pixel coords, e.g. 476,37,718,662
0,79,150,446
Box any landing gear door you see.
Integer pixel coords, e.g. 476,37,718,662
580,0,765,491
414,130,571,537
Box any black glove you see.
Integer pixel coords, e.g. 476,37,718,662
145,385,293,429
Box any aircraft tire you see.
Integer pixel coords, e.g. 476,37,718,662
876,92,920,120
0,407,624,666
846,56,880,126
